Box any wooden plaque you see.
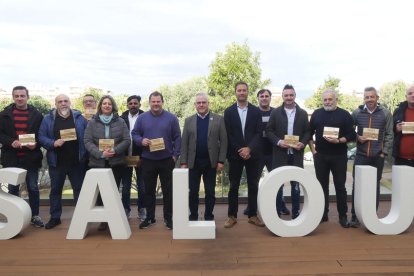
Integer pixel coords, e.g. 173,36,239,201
149,138,165,152
99,139,115,151
284,135,299,147
323,127,339,139
402,122,414,134
60,128,77,141
363,128,379,141
126,156,140,167
19,134,36,146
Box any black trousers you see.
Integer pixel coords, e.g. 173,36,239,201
227,157,261,218
351,154,385,216
141,157,175,221
313,152,348,217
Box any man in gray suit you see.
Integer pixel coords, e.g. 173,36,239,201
180,92,228,221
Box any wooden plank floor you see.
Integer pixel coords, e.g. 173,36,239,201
2,201,414,275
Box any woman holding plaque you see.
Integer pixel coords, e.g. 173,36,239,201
84,95,131,231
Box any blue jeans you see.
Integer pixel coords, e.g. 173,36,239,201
8,167,40,216
122,166,145,212
48,164,85,219
276,154,301,216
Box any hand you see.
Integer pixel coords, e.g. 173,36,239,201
216,163,224,171
396,122,404,132
25,143,37,150
102,149,115,158
11,140,22,148
141,138,151,147
54,139,65,147
293,142,304,151
172,156,177,162
278,140,290,148
324,136,340,144
357,135,368,144
238,147,251,160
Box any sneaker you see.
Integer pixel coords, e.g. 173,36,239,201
138,208,147,222
224,216,237,228
280,206,291,216
98,222,109,231
248,216,265,227
339,216,350,228
45,218,61,230
350,216,360,228
165,219,173,230
125,209,131,219
139,218,156,229
320,214,329,223
31,216,45,228
292,212,300,220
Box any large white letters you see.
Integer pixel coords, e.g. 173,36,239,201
66,169,131,239
258,166,324,237
0,168,31,240
173,168,215,239
355,165,414,235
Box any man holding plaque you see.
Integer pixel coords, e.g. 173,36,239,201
38,94,88,229
309,90,356,228
180,92,227,221
223,81,264,228
120,95,146,221
266,84,311,219
0,86,45,227
132,91,181,230
393,85,414,167
350,87,393,227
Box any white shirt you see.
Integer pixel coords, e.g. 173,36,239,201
237,104,248,138
128,112,139,155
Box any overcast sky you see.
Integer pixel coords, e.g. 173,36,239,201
1,0,413,98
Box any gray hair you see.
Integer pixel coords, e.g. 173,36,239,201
194,92,209,103
322,89,338,99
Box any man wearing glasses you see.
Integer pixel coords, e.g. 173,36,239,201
82,94,97,121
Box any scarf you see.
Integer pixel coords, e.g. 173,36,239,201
99,113,113,138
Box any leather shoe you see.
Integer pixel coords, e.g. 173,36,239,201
224,216,237,228
320,214,328,223
98,222,108,231
45,218,61,230
339,216,349,228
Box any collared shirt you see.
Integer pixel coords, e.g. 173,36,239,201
364,104,378,114
128,112,139,155
237,104,248,137
197,111,210,120
284,106,296,154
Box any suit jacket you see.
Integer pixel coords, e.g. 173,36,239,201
224,102,262,160
180,112,227,169
265,103,311,168
121,109,144,156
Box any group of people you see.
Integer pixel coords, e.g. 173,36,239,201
0,83,413,231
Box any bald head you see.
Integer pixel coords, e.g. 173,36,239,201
55,94,71,117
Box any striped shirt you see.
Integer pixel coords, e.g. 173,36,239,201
13,107,29,157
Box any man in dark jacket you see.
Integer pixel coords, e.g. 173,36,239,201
38,94,88,229
223,81,264,228
120,95,146,221
266,84,311,219
393,85,414,167
0,86,44,227
350,87,393,227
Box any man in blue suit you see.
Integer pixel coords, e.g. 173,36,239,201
223,81,264,228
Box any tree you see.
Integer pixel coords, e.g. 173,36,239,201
338,93,362,112
28,95,52,115
160,76,208,124
207,41,271,114
72,87,105,111
0,98,12,111
379,80,408,113
113,94,130,114
305,76,340,110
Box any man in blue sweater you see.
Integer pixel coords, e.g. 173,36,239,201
131,91,181,230
309,90,356,228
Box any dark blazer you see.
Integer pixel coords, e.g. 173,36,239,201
121,109,144,156
266,103,311,168
224,102,262,160
180,112,227,169
0,104,43,169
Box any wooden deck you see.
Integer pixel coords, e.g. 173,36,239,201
2,201,414,275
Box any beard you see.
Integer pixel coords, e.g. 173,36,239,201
323,105,337,111
58,107,70,118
